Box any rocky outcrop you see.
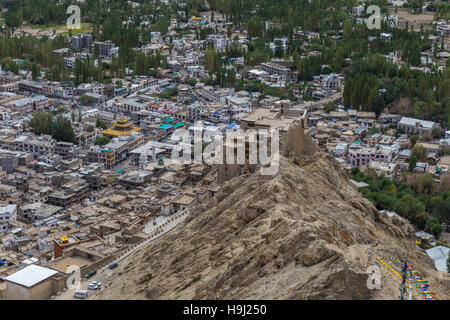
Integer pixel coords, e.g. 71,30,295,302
283,119,319,165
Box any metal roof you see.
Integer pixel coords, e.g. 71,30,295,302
426,246,450,272
398,117,436,129
5,265,58,287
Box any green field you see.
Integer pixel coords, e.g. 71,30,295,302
30,23,60,30
60,23,93,36
26,22,92,36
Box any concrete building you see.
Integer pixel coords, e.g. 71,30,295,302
436,21,450,37
71,34,93,49
321,73,343,90
4,265,59,300
352,5,365,15
261,62,292,82
0,204,17,233
102,119,142,138
94,40,116,57
0,82,19,93
397,117,439,136
3,95,49,113
53,235,79,259
348,147,394,167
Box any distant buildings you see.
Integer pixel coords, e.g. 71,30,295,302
261,62,292,82
321,73,344,90
349,147,394,167
397,117,439,136
94,40,117,57
102,119,142,138
71,34,93,49
2,95,49,113
436,21,450,37
86,134,145,168
0,204,17,233
352,5,365,16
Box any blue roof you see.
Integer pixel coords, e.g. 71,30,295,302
226,122,237,130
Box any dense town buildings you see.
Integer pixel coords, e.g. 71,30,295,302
0,3,449,300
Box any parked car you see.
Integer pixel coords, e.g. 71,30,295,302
109,262,118,269
88,281,102,290
85,270,97,279
73,290,89,299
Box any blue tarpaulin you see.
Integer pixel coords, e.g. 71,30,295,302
226,122,237,130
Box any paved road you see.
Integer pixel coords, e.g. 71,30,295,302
53,211,188,300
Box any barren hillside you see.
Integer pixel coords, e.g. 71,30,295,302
94,125,449,300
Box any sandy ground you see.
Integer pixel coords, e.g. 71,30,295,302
390,8,435,31
13,26,65,37
12,24,92,38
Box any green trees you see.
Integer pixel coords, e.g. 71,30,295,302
412,144,427,162
344,71,383,113
246,18,264,39
410,134,419,145
341,55,450,127
95,136,111,146
368,126,380,135
204,48,221,74
5,8,23,31
29,112,76,144
96,119,107,130
135,52,164,76
51,115,76,143
324,102,337,113
157,87,179,100
31,62,40,80
426,218,442,237
433,199,450,226
350,170,446,238
186,78,197,86
79,95,97,105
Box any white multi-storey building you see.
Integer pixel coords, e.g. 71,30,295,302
0,204,17,233
349,147,394,167
397,117,439,136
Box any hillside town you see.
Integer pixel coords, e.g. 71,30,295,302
0,0,449,301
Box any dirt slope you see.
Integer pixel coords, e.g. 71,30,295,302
94,128,449,300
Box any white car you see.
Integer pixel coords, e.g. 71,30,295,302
88,281,102,290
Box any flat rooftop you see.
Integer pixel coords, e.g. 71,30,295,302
5,265,58,288
49,256,92,274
